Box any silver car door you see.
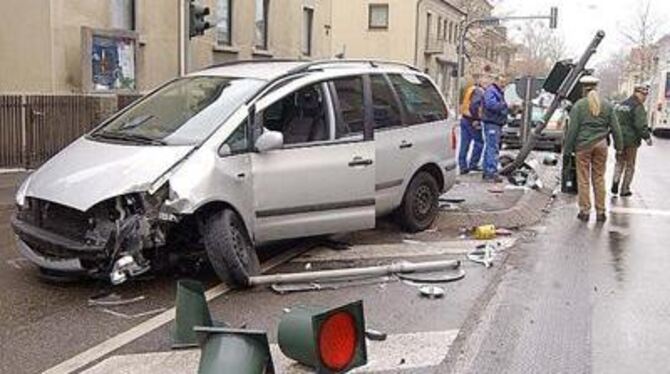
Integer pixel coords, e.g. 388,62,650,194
251,78,376,243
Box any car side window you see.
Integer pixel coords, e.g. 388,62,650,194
370,74,402,129
220,120,248,156
261,83,330,145
331,76,365,137
388,73,447,125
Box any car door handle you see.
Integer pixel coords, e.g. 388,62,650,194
348,157,374,167
399,141,413,149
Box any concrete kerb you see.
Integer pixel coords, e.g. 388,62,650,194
437,160,560,230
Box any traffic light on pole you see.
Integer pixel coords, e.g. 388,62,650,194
550,7,559,29
278,300,367,373
189,0,212,38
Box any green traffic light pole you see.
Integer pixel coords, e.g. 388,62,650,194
454,7,559,123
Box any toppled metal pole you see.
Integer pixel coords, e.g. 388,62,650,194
500,30,606,175
248,260,461,286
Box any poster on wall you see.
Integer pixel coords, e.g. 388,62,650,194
82,27,138,93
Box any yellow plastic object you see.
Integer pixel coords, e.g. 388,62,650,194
473,225,496,240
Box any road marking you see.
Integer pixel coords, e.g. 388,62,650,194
43,243,315,374
292,238,516,263
81,330,460,374
611,207,670,217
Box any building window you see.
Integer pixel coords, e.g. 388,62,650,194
443,19,448,40
255,0,269,50
216,0,232,46
448,21,453,43
426,12,432,47
369,4,389,29
302,7,314,55
437,17,442,39
111,0,136,31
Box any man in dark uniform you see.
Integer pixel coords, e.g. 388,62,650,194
611,84,653,197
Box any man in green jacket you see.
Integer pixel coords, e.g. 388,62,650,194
611,84,653,197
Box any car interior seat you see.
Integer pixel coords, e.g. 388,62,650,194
283,86,327,144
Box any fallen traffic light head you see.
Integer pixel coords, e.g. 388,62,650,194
195,327,275,374
171,279,214,348
278,300,367,373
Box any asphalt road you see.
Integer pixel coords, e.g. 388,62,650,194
443,136,670,374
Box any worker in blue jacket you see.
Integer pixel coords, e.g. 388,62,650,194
481,75,509,182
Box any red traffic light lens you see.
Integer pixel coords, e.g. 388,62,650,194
318,311,358,371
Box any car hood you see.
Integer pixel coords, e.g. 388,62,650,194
24,137,193,211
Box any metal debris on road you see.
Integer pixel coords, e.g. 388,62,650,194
365,329,388,341
419,285,445,299
99,307,167,320
248,259,461,286
543,154,559,166
439,197,466,204
467,243,494,268
397,269,466,284
270,276,393,294
88,293,146,307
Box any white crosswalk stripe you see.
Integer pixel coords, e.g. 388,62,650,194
82,330,460,374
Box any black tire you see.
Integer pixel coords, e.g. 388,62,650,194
397,171,440,233
200,209,260,288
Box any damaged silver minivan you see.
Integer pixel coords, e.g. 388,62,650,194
12,60,457,287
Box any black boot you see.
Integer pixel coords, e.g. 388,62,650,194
611,180,619,195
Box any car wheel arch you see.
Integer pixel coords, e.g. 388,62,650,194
194,201,255,244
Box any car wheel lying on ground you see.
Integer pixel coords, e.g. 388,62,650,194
397,171,440,233
200,208,260,288
10,60,458,287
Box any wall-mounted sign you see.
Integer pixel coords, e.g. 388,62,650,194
81,27,138,93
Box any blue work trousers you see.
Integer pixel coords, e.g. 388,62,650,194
458,118,484,171
482,122,502,177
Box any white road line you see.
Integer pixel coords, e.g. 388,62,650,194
42,243,314,374
611,207,670,217
81,330,460,374
292,239,516,263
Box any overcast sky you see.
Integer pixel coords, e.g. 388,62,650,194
492,0,670,63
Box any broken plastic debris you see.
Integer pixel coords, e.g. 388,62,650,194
473,225,497,240
88,293,146,307
495,228,513,236
365,329,388,341
419,285,445,299
467,244,494,268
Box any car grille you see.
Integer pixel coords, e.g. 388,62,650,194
18,198,91,242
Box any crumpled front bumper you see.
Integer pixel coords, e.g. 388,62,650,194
11,214,106,272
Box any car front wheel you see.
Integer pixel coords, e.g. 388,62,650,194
200,208,260,288
397,171,440,233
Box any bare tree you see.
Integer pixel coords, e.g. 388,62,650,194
596,50,628,100
619,0,660,82
509,21,567,77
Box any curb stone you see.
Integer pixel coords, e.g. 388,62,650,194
437,159,560,230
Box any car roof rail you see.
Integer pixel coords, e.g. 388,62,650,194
288,59,420,74
202,58,300,70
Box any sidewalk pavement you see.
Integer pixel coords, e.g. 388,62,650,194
438,152,560,230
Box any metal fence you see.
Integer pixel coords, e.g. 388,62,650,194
0,94,141,169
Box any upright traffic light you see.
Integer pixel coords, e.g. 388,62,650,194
549,7,559,29
189,0,212,38
278,300,367,373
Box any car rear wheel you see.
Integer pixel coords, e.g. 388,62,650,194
200,208,260,288
397,171,440,233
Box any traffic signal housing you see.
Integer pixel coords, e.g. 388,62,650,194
189,0,212,38
278,300,367,373
195,327,275,374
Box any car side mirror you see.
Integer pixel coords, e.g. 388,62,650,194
255,130,284,153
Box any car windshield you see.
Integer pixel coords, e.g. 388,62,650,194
92,76,265,146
